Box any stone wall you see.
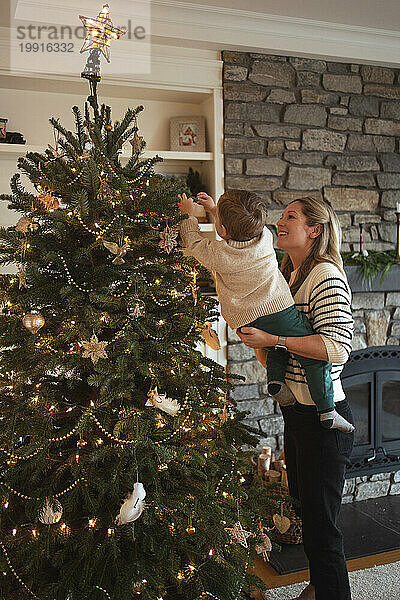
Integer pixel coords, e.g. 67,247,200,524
343,471,400,503
352,290,400,349
223,51,400,500
223,51,400,252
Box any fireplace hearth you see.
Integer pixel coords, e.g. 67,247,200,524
341,346,400,478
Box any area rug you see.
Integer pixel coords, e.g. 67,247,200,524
262,561,400,600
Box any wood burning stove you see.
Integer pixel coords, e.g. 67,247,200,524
341,346,400,478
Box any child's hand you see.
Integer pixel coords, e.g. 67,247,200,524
196,192,216,214
178,193,195,216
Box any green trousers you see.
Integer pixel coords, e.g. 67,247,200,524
248,305,334,412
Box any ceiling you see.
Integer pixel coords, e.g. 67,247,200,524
174,0,400,31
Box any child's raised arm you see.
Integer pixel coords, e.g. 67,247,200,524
178,193,195,216
196,192,217,216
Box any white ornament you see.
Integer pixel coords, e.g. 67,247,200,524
224,521,253,548
255,533,272,555
145,387,181,417
115,482,146,525
127,298,145,319
38,497,63,524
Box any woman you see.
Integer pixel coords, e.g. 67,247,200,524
237,197,354,600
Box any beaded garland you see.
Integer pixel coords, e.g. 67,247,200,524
0,478,86,501
1,383,214,467
0,540,41,599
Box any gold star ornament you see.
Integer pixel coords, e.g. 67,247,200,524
81,334,108,364
80,4,125,63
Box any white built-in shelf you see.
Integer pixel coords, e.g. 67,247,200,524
142,150,212,161
0,144,213,162
0,143,40,154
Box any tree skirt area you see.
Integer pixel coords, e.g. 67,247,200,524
262,561,400,600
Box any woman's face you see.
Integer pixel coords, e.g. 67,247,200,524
276,201,318,253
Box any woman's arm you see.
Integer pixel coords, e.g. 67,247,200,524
237,328,328,361
237,266,354,364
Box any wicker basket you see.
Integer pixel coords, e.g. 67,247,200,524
261,484,303,545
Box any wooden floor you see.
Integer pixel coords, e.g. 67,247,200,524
248,549,400,599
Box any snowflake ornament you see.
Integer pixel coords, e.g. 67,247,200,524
81,334,108,364
159,224,178,254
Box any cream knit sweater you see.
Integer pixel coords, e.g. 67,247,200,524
179,216,294,329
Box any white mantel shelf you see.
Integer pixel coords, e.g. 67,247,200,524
0,144,213,162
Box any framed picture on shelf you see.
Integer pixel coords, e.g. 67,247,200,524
170,116,206,152
0,118,7,139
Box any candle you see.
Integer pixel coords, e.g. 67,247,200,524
397,202,400,213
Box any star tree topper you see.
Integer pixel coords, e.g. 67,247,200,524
80,4,125,63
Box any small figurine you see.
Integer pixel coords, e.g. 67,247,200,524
0,118,25,145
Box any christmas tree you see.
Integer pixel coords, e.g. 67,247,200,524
0,6,279,600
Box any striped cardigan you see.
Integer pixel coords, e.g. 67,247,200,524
285,262,354,406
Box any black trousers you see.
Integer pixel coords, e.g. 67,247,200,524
281,400,354,600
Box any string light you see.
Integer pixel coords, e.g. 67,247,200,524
0,540,41,599
59,254,136,298
66,168,83,186
94,585,111,600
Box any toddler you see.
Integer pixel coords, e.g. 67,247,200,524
178,189,354,434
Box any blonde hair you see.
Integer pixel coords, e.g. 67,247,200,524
218,189,267,241
280,196,344,296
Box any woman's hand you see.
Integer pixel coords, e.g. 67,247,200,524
178,193,195,216
236,326,278,349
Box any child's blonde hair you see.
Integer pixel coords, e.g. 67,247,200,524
218,189,267,241
281,196,344,295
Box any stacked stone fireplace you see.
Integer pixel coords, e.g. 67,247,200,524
222,50,400,501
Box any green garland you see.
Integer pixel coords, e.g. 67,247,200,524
342,249,398,283
276,247,398,283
